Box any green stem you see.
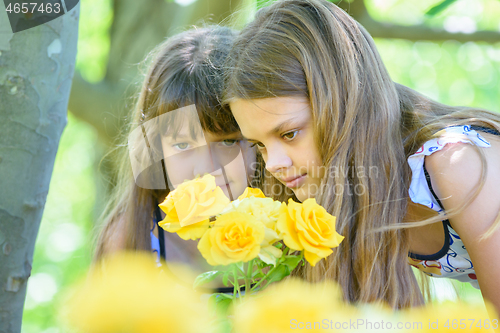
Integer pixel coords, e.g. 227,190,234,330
250,246,292,292
261,276,277,290
251,264,278,292
245,259,253,297
233,265,242,300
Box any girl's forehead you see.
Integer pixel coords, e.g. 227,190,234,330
231,97,309,117
204,130,242,141
231,97,311,135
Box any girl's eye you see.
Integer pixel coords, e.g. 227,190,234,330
249,142,265,149
282,130,298,140
220,139,238,147
173,142,190,150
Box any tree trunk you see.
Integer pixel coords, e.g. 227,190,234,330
0,5,79,332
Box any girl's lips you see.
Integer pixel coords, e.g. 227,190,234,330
284,174,306,188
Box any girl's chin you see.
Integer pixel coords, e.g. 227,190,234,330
293,188,314,203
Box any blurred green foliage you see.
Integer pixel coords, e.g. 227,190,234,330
21,0,500,331
367,0,500,31
75,0,112,82
426,0,459,16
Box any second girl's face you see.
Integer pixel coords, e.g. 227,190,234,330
162,128,255,201
230,96,324,202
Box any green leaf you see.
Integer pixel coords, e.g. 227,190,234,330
282,255,303,272
193,271,222,290
215,293,234,301
215,298,233,317
425,0,458,16
208,294,234,319
266,265,291,284
257,260,271,269
252,270,265,279
235,262,245,274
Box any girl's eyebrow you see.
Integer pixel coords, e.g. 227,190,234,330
210,132,243,140
168,131,201,141
269,117,301,135
167,133,192,141
242,117,302,142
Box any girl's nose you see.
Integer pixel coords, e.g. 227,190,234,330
265,145,292,174
193,145,216,176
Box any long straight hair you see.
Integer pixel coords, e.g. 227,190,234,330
94,27,239,261
224,0,500,308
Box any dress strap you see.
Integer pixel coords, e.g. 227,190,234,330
153,204,166,261
469,125,500,136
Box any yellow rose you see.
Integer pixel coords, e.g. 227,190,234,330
64,252,209,333
158,174,229,240
198,211,265,266
234,197,283,265
233,278,351,333
158,195,210,240
237,187,266,200
235,197,281,230
277,198,344,266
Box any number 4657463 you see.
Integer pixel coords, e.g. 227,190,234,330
443,319,498,330
5,2,61,14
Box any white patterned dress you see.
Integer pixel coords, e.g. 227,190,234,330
407,125,499,289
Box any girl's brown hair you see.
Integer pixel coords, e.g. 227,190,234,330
94,26,239,261
224,0,500,308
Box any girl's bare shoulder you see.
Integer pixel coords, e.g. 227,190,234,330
424,133,500,313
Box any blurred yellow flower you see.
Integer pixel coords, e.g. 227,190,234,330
404,301,498,333
233,278,352,333
63,252,209,333
238,187,266,200
198,211,265,266
277,198,344,266
159,174,229,240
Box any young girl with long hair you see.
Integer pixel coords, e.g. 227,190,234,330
94,26,256,289
224,0,500,311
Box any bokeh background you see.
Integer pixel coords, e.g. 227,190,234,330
21,0,500,331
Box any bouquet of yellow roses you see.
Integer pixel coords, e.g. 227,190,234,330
157,174,344,306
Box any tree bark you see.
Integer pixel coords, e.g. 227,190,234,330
0,6,79,332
